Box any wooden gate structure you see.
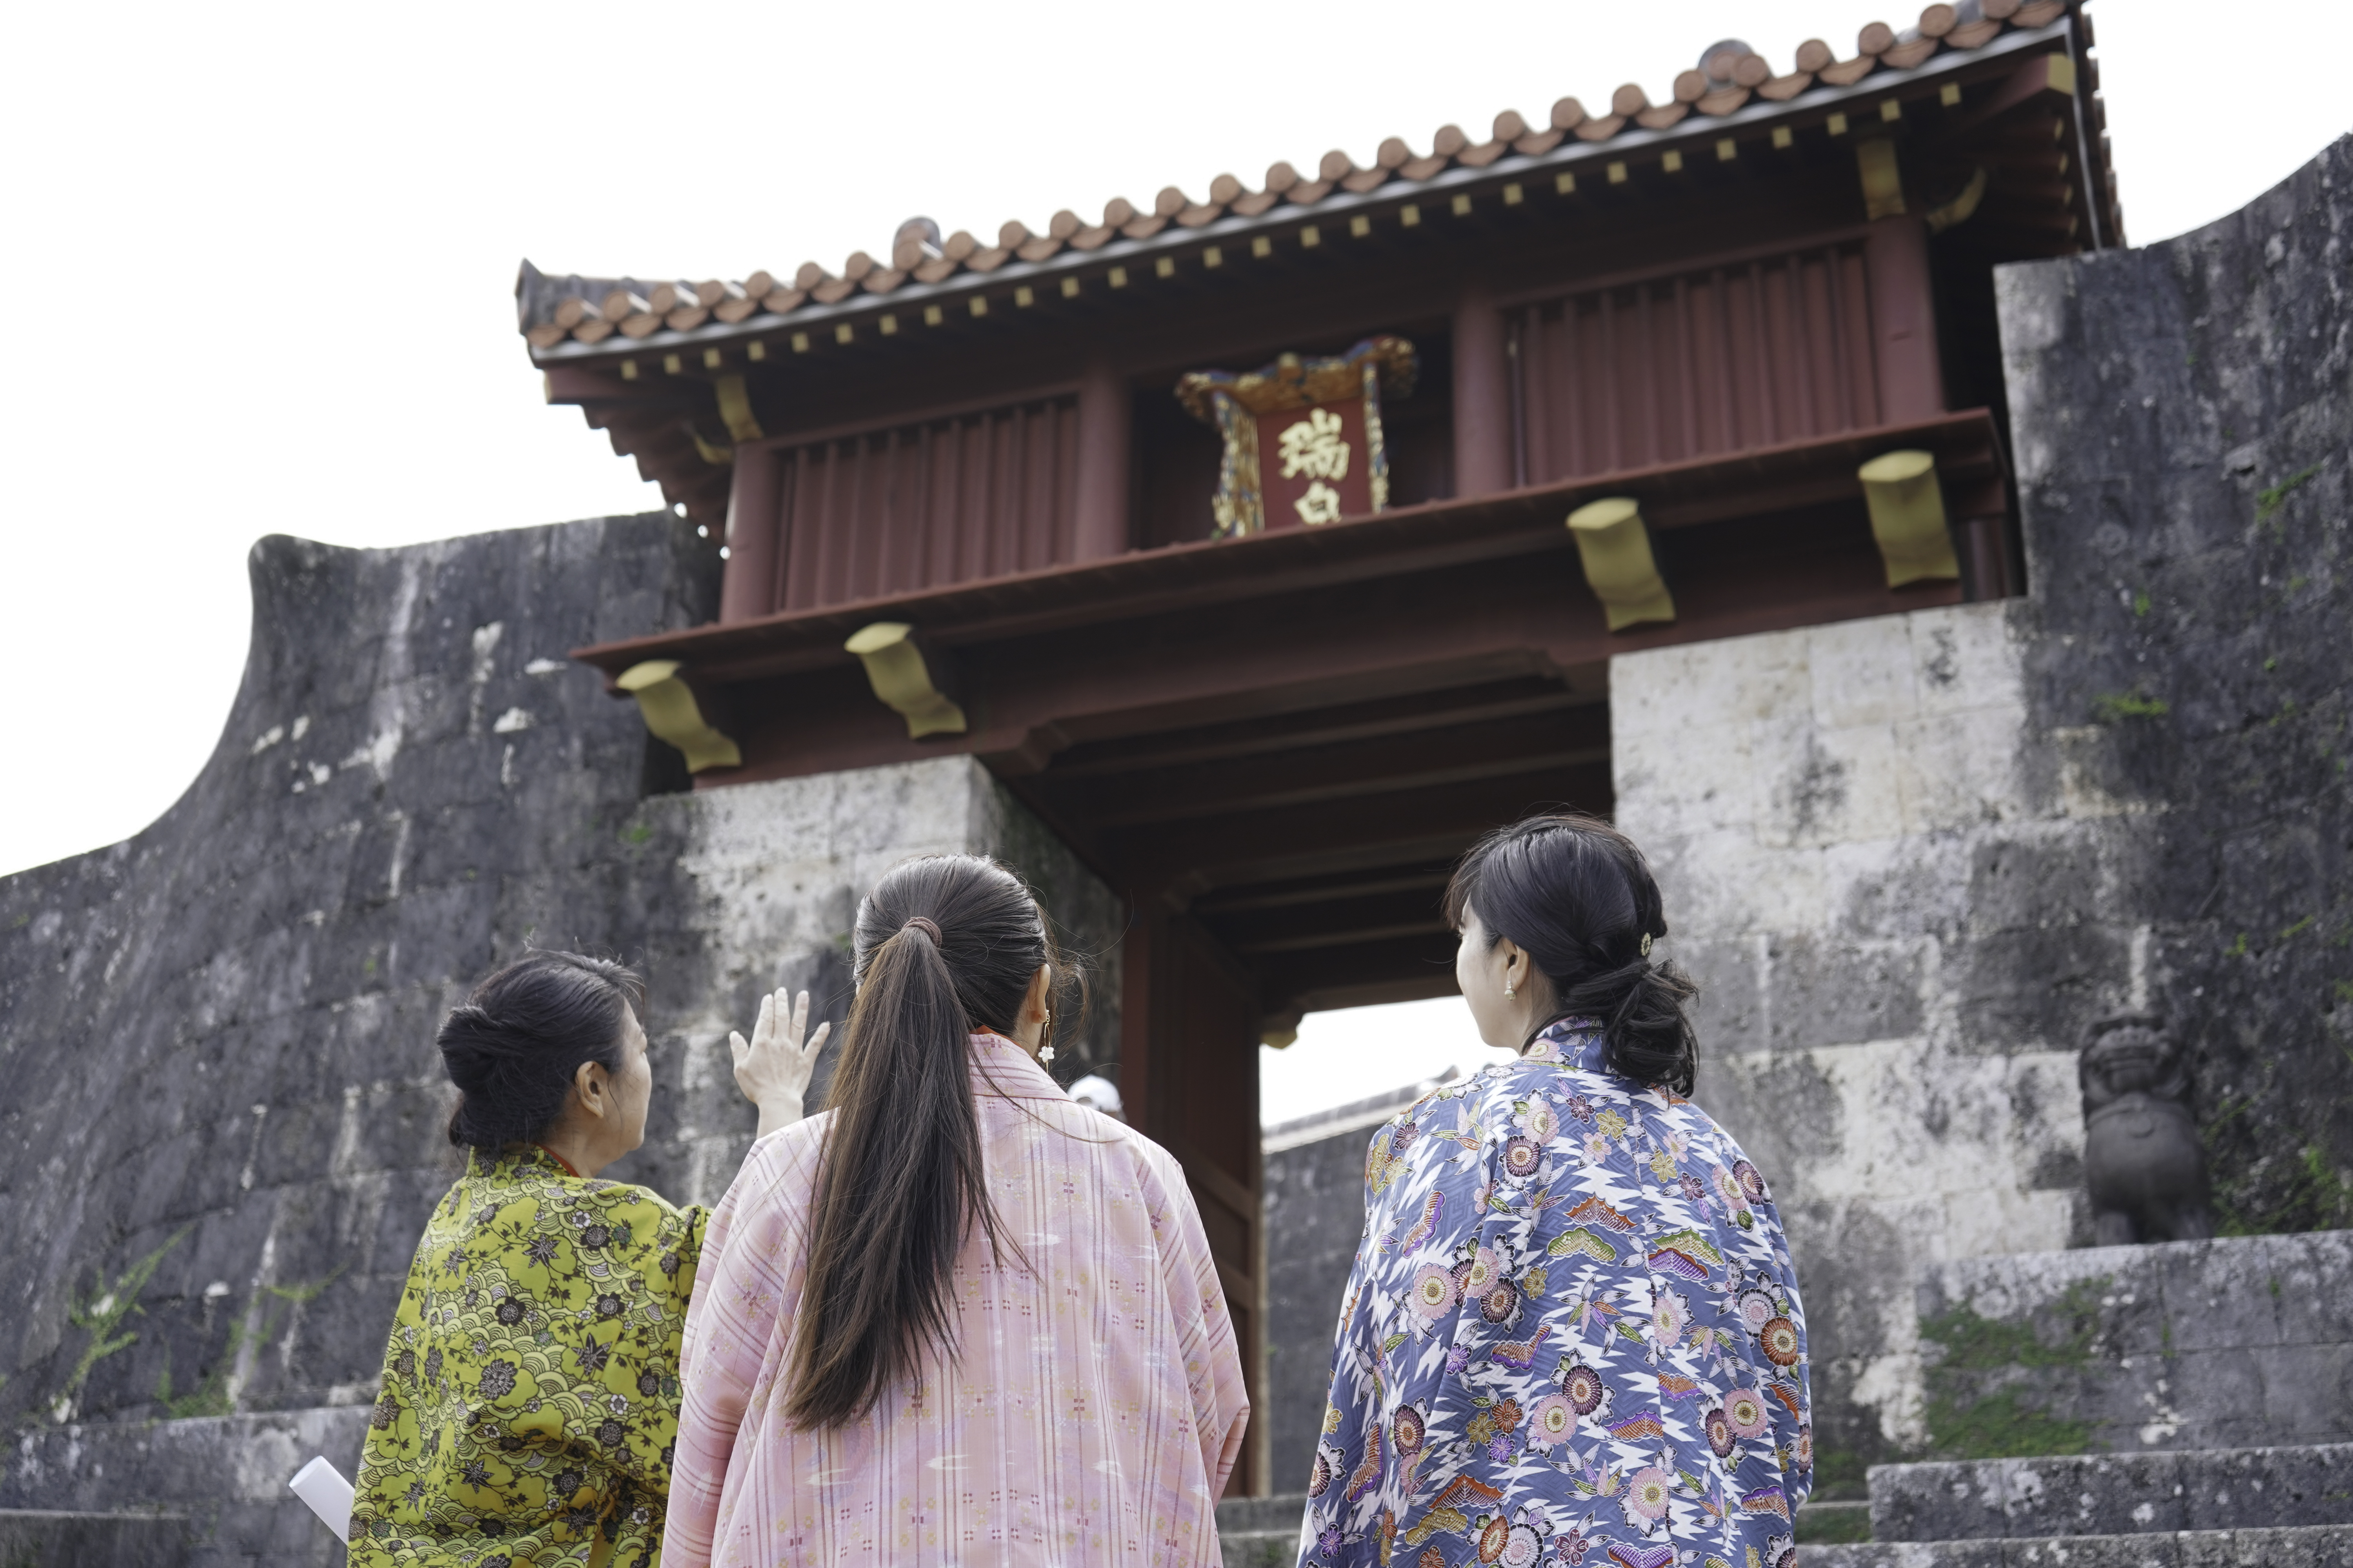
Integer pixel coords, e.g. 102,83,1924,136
530,4,2119,1493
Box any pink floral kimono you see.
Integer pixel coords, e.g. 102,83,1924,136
667,1033,1248,1566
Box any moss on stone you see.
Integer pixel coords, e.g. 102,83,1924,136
1795,1503,1873,1544
1916,1279,2104,1459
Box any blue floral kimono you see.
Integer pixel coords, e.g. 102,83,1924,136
1300,1018,1811,1568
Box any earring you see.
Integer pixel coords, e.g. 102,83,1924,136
1038,1045,1055,1065
1504,979,1515,999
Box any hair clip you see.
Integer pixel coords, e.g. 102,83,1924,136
1639,932,1653,958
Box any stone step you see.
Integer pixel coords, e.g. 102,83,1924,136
1799,1501,1875,1544
1869,1443,2353,1540
1218,1493,1303,1567
0,1509,189,1568
1801,1523,2353,1566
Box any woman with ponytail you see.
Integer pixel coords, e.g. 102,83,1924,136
349,952,828,1567
666,854,1248,1566
1300,814,1812,1568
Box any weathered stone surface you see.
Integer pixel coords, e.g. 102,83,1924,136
1800,1525,2353,1566
3,1406,368,1568
1609,136,2353,1466
1217,1492,1307,1568
1260,1080,1449,1495
0,517,1118,1540
0,1510,191,1568
1913,1234,2353,1458
1869,1441,2353,1543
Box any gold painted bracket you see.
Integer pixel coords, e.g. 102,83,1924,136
1857,137,1906,220
1567,497,1677,631
616,660,742,772
844,622,968,739
1858,450,1962,586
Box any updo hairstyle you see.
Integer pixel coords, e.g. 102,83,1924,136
437,950,643,1151
1442,812,1701,1093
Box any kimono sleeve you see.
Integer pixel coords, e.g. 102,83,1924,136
537,1188,704,1495
666,1131,817,1568
1150,1147,1251,1497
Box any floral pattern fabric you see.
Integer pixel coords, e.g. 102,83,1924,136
664,1034,1249,1567
1301,1019,1811,1568
351,1145,704,1567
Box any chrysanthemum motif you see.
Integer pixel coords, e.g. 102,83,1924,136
495,1297,526,1326
1622,1465,1673,1528
1502,1137,1543,1182
1478,1515,1511,1563
1795,1423,1814,1470
638,1371,661,1397
580,1225,611,1250
1724,1388,1770,1439
1735,1286,1779,1335
1409,1264,1458,1322
595,1294,624,1319
596,1419,626,1448
1308,1442,1342,1497
1767,1534,1798,1568
1760,1316,1801,1367
1392,1401,1427,1455
1521,1099,1559,1144
1650,1287,1691,1346
1704,1404,1735,1457
1733,1161,1768,1202
555,1468,584,1496
1562,1363,1607,1415
1528,1393,1577,1448
478,1360,517,1399
1713,1166,1750,1212
1464,1245,1501,1295
1498,1523,1543,1568
1482,1284,1522,1326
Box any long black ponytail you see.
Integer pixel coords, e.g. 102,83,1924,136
784,854,1071,1428
1442,812,1701,1093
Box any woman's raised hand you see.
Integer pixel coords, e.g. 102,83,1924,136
731,988,831,1141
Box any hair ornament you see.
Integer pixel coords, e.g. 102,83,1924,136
901,915,942,945
1639,932,1653,958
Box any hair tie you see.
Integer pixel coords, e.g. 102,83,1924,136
1638,932,1653,958
901,916,942,945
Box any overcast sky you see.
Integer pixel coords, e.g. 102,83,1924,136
1,1,2345,881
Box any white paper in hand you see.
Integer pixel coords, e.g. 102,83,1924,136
288,1455,355,1543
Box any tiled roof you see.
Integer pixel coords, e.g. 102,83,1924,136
519,0,2113,358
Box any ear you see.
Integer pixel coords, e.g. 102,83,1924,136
573,1058,611,1120
1026,963,1054,1021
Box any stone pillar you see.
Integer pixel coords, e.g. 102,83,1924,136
718,442,782,623
1451,279,1514,498
1073,357,1132,561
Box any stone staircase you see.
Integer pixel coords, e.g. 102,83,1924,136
0,1510,189,1567
1804,1441,2353,1564
1218,1445,2353,1565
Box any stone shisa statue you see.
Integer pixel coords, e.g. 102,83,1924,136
2079,1012,2215,1244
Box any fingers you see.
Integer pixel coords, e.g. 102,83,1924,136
808,1019,831,1054
729,1030,749,1065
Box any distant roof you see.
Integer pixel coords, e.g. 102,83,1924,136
518,0,2115,363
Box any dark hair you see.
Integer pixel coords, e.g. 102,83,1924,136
1442,812,1700,1094
438,952,644,1151
786,854,1073,1429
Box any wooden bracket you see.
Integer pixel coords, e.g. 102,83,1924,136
1857,137,1906,220
844,622,968,738
1858,451,1962,586
1566,497,1676,631
616,660,742,772
713,374,765,444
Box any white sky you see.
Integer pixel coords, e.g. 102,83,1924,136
0,3,2344,922
1261,997,1521,1128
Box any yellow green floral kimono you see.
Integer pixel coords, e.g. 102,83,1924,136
351,1145,704,1568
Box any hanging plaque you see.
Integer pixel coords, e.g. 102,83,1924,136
1176,336,1417,538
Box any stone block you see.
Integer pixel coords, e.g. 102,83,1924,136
0,1510,191,1568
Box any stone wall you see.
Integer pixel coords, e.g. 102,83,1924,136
1609,136,2353,1470
0,516,1116,1553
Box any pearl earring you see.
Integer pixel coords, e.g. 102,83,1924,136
1504,979,1515,999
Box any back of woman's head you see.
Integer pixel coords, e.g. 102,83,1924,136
787,853,1072,1428
438,951,642,1151
1443,812,1700,1093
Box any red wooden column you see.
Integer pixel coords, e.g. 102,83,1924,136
1862,214,1947,423
718,443,782,624
1452,279,1515,499
1073,357,1132,561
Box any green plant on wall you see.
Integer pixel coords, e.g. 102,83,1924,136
153,1268,345,1420
55,1229,189,1421
1915,1279,2104,1459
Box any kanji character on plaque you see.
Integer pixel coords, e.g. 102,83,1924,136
1176,337,1417,537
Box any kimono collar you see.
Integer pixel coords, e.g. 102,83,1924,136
968,1032,1068,1100
1522,1015,1611,1072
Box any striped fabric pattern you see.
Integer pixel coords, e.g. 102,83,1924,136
667,1034,1248,1566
